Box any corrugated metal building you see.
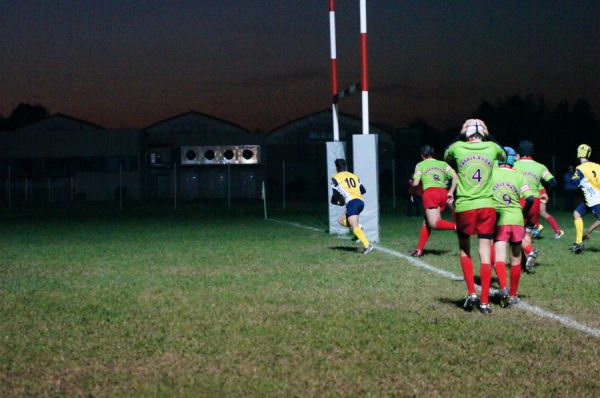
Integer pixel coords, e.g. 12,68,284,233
1,110,400,206
0,114,141,203
142,111,265,200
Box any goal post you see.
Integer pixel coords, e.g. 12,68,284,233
326,0,379,241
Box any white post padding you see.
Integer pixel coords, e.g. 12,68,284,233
352,134,379,242
327,141,347,234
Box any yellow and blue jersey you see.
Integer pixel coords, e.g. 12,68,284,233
573,161,600,207
332,171,364,204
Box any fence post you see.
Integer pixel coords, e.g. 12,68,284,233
282,160,286,209
552,155,556,208
119,163,123,211
173,162,177,210
227,163,231,210
262,181,267,220
7,166,12,210
392,158,396,210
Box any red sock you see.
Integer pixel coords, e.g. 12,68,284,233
509,263,522,297
493,261,507,290
460,256,476,295
416,225,430,251
434,220,456,230
523,244,533,256
480,263,492,304
546,216,561,233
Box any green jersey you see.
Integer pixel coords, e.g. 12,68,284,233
444,140,505,212
513,158,553,198
491,166,533,226
412,159,456,190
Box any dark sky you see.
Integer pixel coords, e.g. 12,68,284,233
1,1,598,131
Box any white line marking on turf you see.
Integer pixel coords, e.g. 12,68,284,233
269,218,600,340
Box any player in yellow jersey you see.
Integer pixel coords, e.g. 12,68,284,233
331,159,373,255
570,144,600,253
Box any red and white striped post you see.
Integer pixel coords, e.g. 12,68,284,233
359,0,369,135
329,0,340,141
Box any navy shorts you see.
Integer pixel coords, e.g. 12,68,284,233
346,199,365,217
575,202,600,220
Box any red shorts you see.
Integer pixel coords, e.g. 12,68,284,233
520,197,540,228
495,225,525,244
422,187,448,211
455,208,496,238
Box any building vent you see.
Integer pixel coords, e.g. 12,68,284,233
181,145,261,165
238,145,260,164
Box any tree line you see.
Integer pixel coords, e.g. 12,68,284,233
404,95,599,174
0,103,50,131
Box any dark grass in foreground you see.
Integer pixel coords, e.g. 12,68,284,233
1,205,599,397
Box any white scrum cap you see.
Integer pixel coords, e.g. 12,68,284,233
461,119,489,138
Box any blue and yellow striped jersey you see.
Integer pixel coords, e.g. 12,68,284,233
332,171,364,203
573,161,600,206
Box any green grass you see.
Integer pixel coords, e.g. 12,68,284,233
1,204,599,397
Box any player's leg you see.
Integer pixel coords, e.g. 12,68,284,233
338,214,349,227
456,210,479,310
522,198,540,271
347,214,370,251
571,203,587,253
508,242,523,304
523,197,540,249
493,240,508,291
584,220,600,241
411,218,430,257
346,200,371,253
494,238,510,307
425,208,455,230
425,188,455,230
478,237,494,311
458,236,479,310
540,200,563,238
475,208,496,313
582,205,600,241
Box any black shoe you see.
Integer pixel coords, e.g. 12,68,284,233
463,294,479,312
479,303,492,314
362,245,374,255
500,288,510,308
570,242,584,254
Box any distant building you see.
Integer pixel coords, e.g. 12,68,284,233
141,111,265,200
1,110,401,206
0,113,140,203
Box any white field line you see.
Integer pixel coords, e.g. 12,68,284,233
269,218,600,339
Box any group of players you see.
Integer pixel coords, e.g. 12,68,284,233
331,118,600,314
410,119,600,313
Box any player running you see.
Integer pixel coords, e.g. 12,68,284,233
570,144,600,253
330,158,373,255
444,119,505,313
491,147,535,308
409,145,458,257
513,140,558,272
